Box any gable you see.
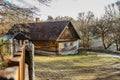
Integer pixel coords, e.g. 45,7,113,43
57,22,80,41
68,22,80,39
58,26,73,40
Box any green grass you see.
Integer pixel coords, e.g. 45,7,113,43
34,53,120,80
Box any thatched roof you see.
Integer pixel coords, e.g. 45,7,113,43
7,21,80,41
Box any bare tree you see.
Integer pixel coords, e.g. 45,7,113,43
0,0,52,35
95,18,114,49
55,16,74,21
94,2,120,50
77,11,95,48
111,1,120,51
47,15,54,21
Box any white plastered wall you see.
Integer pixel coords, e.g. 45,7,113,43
58,40,79,55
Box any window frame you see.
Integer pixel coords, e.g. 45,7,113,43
64,43,67,48
70,42,73,46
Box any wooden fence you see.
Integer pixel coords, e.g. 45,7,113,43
0,44,33,80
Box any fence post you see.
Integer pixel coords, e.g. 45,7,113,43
26,42,35,80
20,45,25,80
32,43,35,80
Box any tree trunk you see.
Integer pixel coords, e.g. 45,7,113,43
115,40,119,51
101,35,107,50
82,37,85,48
118,43,120,51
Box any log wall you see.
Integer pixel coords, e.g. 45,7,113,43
33,41,58,52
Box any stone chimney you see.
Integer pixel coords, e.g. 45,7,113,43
36,18,40,23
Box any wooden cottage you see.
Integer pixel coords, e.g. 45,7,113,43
7,21,80,55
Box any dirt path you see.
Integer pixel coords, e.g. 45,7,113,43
87,51,120,58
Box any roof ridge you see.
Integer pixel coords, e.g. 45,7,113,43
13,20,71,25
29,20,70,24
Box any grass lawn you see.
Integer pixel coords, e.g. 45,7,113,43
34,53,120,80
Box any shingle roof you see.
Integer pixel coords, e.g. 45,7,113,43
7,21,80,41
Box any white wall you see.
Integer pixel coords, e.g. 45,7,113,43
58,40,79,55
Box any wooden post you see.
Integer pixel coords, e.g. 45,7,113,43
0,46,4,61
31,43,35,80
10,40,13,58
20,45,25,80
26,42,35,80
16,66,20,80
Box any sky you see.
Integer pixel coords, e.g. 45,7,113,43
3,0,118,20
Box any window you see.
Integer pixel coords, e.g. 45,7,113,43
70,42,73,46
64,43,67,48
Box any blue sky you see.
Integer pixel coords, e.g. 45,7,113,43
3,0,118,20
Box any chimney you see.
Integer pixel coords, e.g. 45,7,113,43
36,18,40,23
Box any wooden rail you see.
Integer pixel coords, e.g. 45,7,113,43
0,42,34,80
11,45,26,80
0,45,28,80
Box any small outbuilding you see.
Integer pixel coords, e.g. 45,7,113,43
7,21,80,55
